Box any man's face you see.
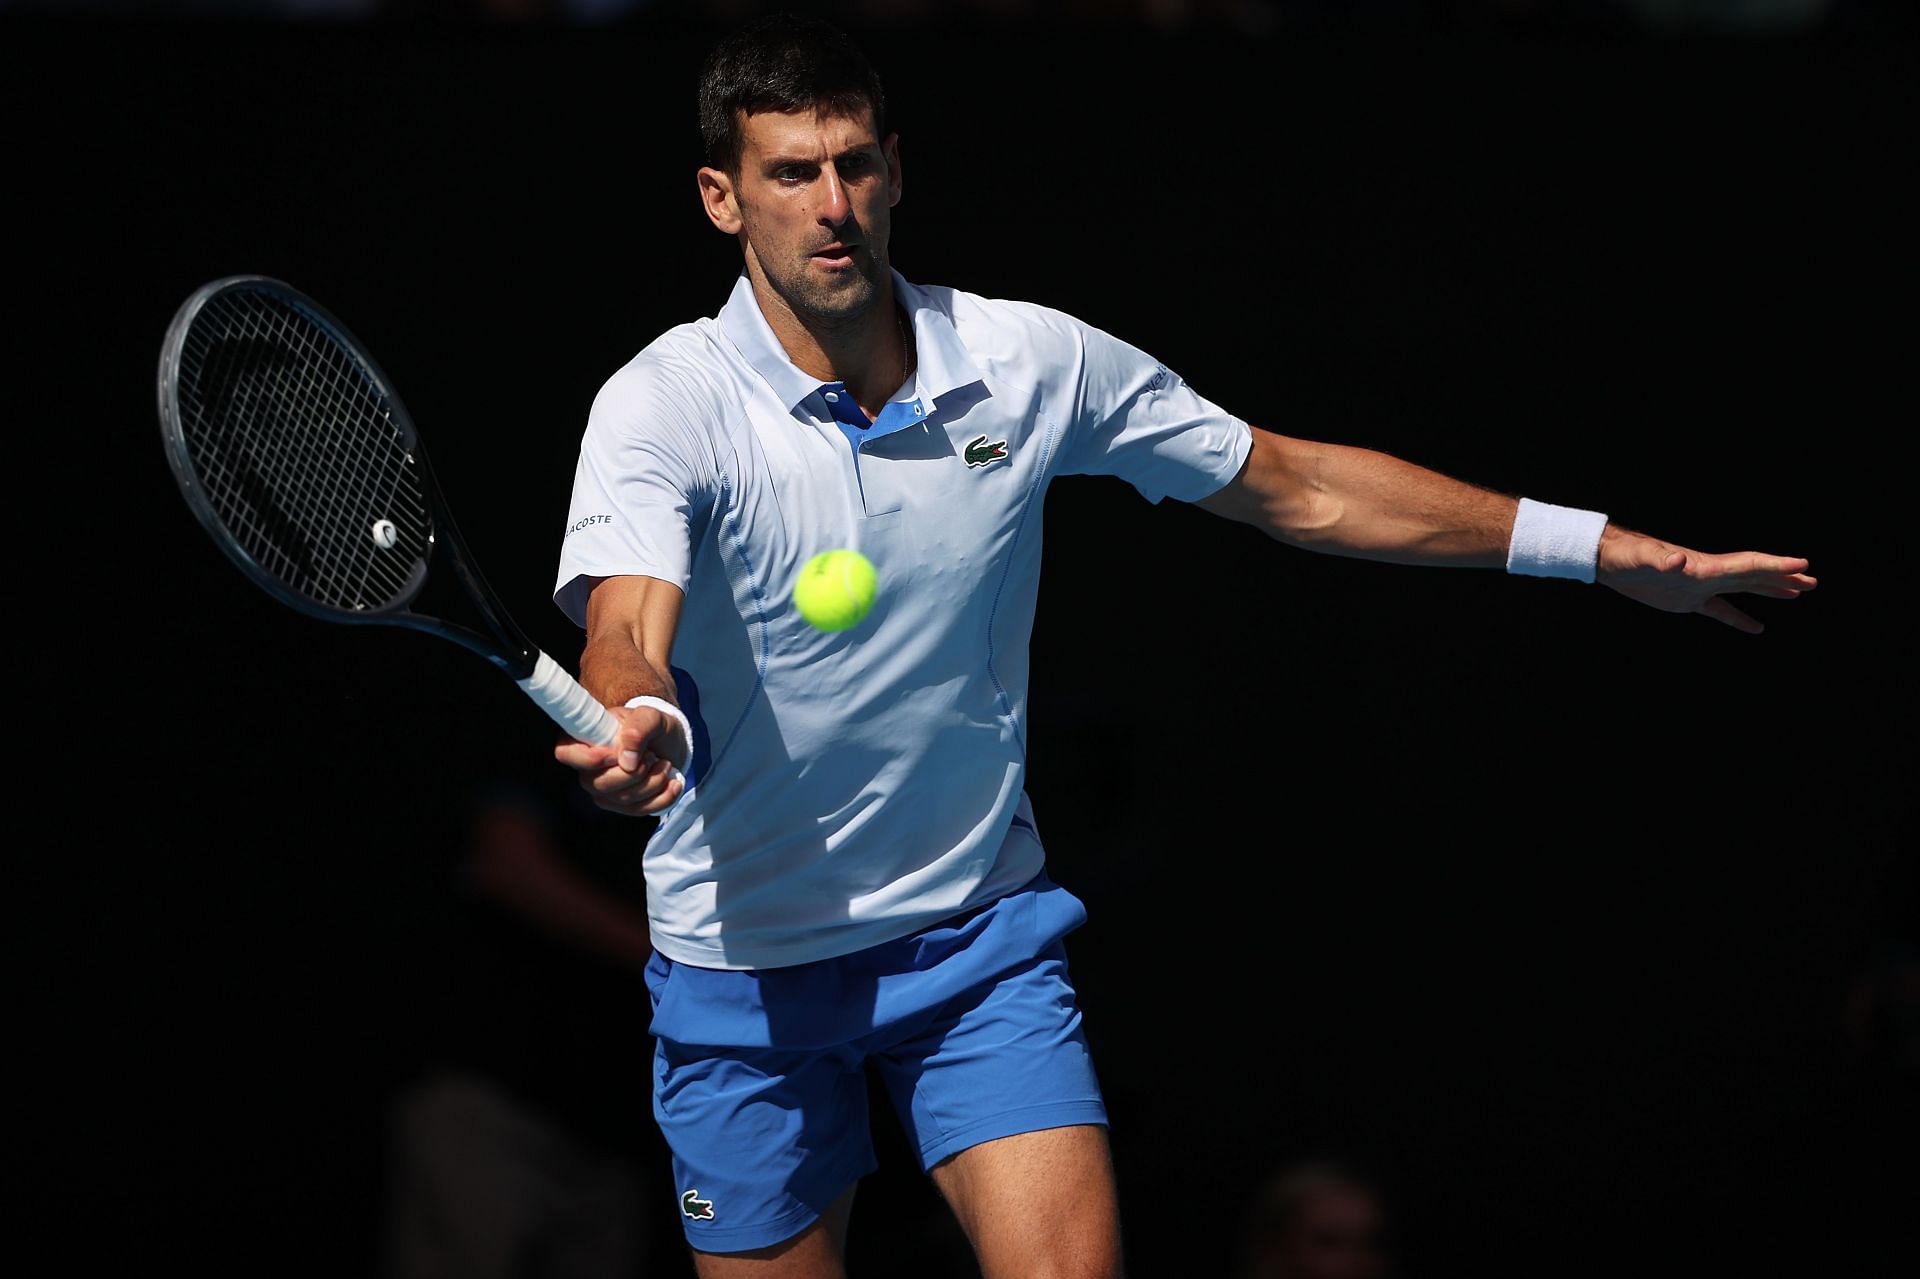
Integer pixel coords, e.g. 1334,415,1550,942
699,105,902,327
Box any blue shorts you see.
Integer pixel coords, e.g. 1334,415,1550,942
643,871,1106,1254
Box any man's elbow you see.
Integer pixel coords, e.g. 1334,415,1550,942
1207,429,1348,546
1260,485,1347,548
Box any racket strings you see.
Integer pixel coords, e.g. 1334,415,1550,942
176,288,430,611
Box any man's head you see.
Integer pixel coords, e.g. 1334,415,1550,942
698,14,888,180
696,16,901,331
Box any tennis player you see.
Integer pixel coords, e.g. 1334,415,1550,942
552,16,1814,1278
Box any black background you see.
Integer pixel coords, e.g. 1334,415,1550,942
13,9,1916,1276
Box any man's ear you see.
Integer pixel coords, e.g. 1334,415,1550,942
883,132,903,208
697,166,742,236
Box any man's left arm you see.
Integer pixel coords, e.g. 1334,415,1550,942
1193,427,1816,634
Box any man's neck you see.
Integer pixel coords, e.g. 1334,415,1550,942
745,263,907,419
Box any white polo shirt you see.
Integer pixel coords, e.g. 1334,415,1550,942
555,270,1251,969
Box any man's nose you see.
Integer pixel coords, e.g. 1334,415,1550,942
818,165,852,226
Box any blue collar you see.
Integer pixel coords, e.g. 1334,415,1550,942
717,269,987,443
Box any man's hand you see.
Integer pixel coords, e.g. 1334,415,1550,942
1597,525,1816,634
553,702,689,816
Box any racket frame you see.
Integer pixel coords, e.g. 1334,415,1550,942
156,275,542,681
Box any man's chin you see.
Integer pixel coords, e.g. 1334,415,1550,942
791,275,883,324
769,253,881,314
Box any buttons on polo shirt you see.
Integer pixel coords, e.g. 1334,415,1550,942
823,391,840,402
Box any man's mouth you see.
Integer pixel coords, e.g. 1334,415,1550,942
811,243,860,267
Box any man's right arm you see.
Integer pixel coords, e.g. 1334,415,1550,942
553,573,689,816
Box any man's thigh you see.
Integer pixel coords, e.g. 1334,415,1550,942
929,1125,1122,1279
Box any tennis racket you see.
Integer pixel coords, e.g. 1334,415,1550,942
156,275,619,749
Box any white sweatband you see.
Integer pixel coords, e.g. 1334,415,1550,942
1506,497,1608,583
623,695,692,792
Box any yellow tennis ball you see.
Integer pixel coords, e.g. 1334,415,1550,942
793,549,878,632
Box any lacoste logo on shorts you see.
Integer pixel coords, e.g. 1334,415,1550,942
964,434,1009,468
681,1189,715,1220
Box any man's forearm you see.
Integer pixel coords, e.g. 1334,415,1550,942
581,632,679,709
578,573,687,707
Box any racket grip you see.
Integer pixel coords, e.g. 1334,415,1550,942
516,650,620,746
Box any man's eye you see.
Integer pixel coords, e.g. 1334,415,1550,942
775,167,809,183
840,155,871,175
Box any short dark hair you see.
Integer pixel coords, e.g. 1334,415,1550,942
698,14,889,175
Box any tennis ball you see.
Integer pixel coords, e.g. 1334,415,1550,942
793,549,877,632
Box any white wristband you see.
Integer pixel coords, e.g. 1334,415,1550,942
1506,497,1608,583
623,695,692,794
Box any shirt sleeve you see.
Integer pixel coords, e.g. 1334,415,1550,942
1052,316,1252,505
552,364,711,628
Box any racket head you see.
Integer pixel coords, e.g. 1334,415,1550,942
157,276,434,623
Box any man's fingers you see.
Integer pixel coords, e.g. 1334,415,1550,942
611,763,684,816
618,707,684,772
642,771,687,814
554,739,615,772
1705,552,1813,579
618,716,653,772
602,752,671,793
1721,567,1816,596
593,755,675,811
556,735,660,776
551,702,684,815
1750,572,1817,591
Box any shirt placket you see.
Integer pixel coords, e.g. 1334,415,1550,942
817,381,927,518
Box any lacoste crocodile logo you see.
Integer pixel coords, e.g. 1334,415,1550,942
681,1189,715,1220
963,434,1009,468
